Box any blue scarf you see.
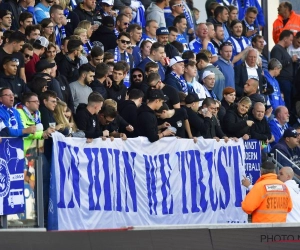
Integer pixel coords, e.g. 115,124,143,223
114,28,119,38
83,41,93,54
171,71,188,94
114,47,130,88
55,25,66,48
183,1,194,35
0,102,17,129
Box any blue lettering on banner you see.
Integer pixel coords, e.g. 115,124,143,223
244,139,261,187
48,133,253,230
0,138,25,215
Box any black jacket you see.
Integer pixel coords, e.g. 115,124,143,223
137,103,159,142
164,44,179,59
0,72,30,104
118,100,138,138
57,55,80,83
40,104,56,161
73,4,101,24
90,79,108,99
55,74,75,114
183,106,212,137
203,115,226,139
106,114,129,135
65,11,80,37
222,105,250,138
90,25,117,52
249,114,272,141
128,68,148,95
75,104,102,138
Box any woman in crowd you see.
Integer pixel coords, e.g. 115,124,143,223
227,5,238,28
40,18,55,44
222,96,254,140
133,40,152,67
77,20,95,54
46,42,57,61
221,87,236,111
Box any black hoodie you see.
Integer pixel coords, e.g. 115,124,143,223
136,103,159,142
106,79,127,104
90,25,117,52
75,103,102,138
118,100,138,138
57,55,80,83
128,68,148,95
0,72,30,104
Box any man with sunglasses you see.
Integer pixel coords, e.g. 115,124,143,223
20,43,34,65
0,56,30,104
115,14,130,37
128,68,148,95
107,32,134,88
165,0,184,28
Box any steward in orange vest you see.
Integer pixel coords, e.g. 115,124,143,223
242,161,292,222
273,2,300,43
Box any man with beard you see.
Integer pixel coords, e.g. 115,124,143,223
70,64,95,112
156,27,179,59
114,14,130,37
128,68,148,95
57,39,83,83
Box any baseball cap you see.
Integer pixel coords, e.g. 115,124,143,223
147,89,169,101
35,59,55,72
156,27,169,36
261,161,275,170
102,0,114,5
283,127,299,138
102,16,115,28
34,36,49,48
169,56,185,67
202,71,215,80
185,93,201,104
0,10,12,19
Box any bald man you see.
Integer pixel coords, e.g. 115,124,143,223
278,167,300,222
243,78,265,106
249,102,274,146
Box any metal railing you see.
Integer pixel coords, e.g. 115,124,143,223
270,150,300,184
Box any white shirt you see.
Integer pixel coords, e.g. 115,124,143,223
285,180,300,222
245,62,258,80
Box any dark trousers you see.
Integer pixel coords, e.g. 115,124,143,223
278,79,292,110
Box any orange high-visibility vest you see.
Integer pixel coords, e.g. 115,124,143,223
242,173,292,223
273,11,300,44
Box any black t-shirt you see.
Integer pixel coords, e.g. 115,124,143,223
162,84,180,108
157,108,188,138
0,48,24,77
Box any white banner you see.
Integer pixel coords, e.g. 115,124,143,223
48,133,248,230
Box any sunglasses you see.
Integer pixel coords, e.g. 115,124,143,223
120,39,131,44
132,74,142,78
173,3,183,7
24,53,33,60
123,22,129,26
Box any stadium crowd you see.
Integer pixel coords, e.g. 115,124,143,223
0,0,300,224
